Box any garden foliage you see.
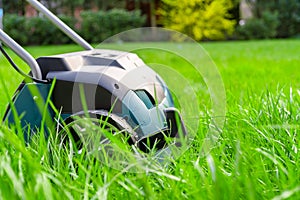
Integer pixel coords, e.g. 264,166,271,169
239,0,300,39
80,9,145,43
237,11,279,39
3,9,145,46
159,0,236,41
3,14,76,45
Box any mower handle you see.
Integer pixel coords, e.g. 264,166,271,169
0,29,43,80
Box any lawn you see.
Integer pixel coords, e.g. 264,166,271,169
0,39,299,199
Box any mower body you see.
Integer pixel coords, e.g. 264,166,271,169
4,49,186,151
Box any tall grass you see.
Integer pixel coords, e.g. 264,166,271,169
1,88,299,199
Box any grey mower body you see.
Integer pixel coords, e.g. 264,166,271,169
4,49,186,152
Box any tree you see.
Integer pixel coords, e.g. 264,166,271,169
137,0,157,27
159,0,236,41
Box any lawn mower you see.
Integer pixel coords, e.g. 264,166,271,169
0,0,187,153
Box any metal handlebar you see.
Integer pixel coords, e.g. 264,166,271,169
0,29,43,80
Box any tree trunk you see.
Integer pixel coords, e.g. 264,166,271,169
149,0,156,27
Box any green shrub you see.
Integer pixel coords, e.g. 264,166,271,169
3,14,76,45
3,9,145,46
237,11,279,39
244,0,300,38
80,9,146,43
26,17,54,45
3,14,28,45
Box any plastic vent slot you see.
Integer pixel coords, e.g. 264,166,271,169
135,90,155,109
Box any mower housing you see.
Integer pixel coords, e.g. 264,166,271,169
4,49,186,152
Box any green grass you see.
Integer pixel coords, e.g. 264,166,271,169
0,39,300,199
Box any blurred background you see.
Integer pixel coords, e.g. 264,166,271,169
1,0,300,45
